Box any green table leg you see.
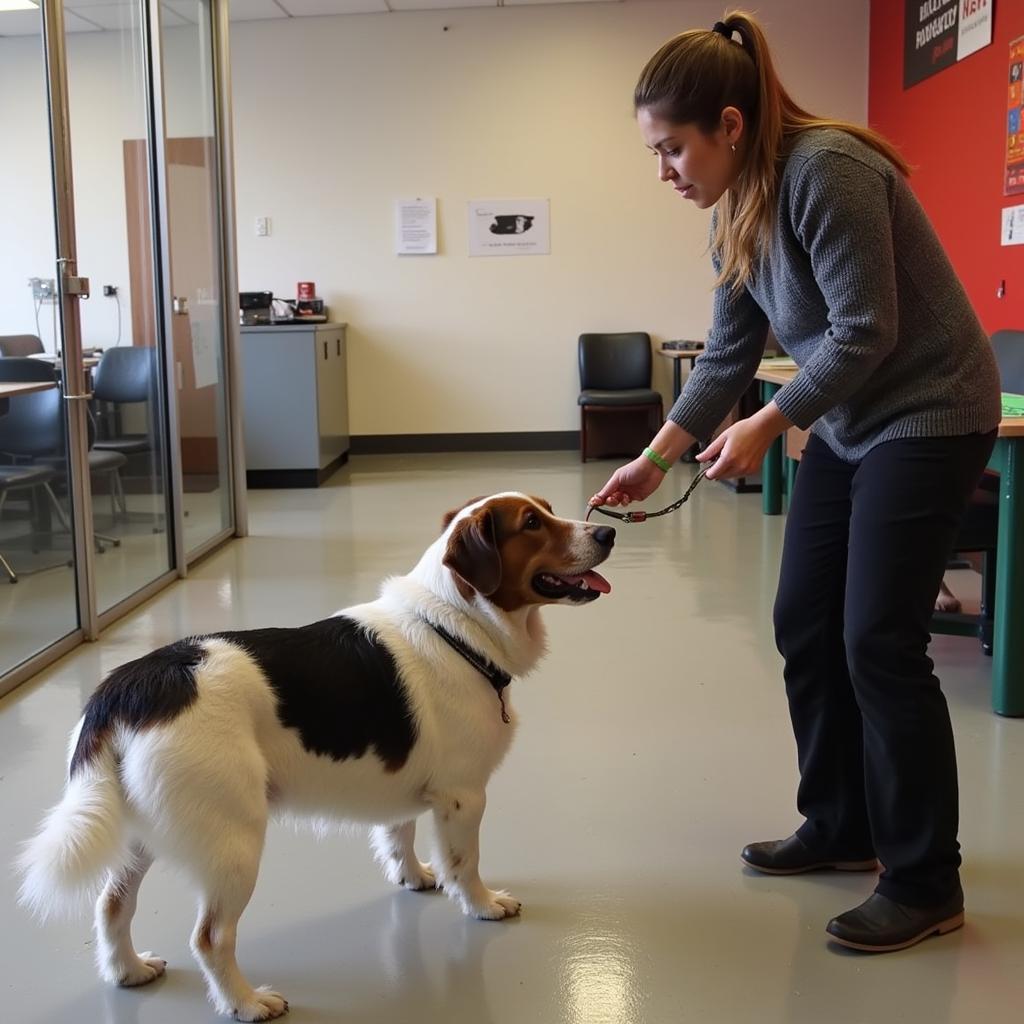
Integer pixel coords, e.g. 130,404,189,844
992,437,1024,716
786,455,798,499
760,381,783,515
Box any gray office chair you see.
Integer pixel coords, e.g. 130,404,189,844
92,346,159,457
91,346,165,528
578,332,663,461
0,358,123,555
0,334,44,357
0,361,73,581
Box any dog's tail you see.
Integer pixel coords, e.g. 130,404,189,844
16,722,128,920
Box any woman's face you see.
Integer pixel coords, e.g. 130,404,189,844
637,106,742,209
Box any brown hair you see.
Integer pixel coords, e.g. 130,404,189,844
634,10,909,291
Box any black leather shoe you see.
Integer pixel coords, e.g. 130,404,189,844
741,834,878,875
826,888,965,952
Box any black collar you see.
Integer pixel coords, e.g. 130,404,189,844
425,620,512,724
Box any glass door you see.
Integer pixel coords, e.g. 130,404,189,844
1,0,241,694
59,0,177,614
159,0,234,554
0,0,82,677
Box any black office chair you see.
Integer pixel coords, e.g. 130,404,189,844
933,329,1024,652
0,334,44,357
578,332,663,461
0,358,124,553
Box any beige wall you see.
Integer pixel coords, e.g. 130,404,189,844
230,0,870,438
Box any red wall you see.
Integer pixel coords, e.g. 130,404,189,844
869,1,1024,333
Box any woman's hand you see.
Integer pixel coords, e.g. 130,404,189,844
590,454,666,508
697,402,792,480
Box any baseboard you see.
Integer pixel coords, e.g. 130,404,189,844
246,451,349,489
350,431,579,454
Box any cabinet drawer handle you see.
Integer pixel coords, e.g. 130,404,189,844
323,341,327,360
336,337,340,357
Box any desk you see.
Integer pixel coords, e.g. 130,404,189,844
0,380,57,416
755,361,1024,716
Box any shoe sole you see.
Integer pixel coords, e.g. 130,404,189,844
740,855,879,876
827,911,965,953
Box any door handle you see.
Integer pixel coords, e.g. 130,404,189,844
172,296,189,316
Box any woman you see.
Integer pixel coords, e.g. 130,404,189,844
592,11,1001,953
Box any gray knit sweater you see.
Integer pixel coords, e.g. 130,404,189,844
669,129,1001,461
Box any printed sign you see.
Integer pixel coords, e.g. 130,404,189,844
1007,37,1024,195
904,0,992,89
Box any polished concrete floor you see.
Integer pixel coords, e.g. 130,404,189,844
1,452,1022,1023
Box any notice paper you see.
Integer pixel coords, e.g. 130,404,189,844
395,198,437,255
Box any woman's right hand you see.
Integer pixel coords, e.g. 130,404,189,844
589,454,667,508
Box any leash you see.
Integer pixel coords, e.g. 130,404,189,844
585,464,711,524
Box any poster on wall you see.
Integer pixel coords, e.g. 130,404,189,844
395,198,438,255
1006,36,1024,196
904,0,993,89
468,199,550,257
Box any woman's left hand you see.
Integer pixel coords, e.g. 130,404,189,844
696,403,792,480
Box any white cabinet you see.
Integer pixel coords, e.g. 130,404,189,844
240,322,350,487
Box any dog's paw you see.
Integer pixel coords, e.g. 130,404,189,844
401,861,437,892
233,986,288,1021
471,890,522,921
116,952,167,987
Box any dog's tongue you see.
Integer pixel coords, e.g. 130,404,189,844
581,570,611,594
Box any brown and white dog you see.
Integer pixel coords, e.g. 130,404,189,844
18,493,614,1021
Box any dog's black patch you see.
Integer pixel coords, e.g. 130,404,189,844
216,616,416,772
69,640,205,777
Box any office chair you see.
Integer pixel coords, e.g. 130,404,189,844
0,359,124,554
0,334,45,357
0,361,73,581
932,329,1024,652
90,346,165,528
578,332,663,461
91,346,159,456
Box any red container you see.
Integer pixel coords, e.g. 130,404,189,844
297,281,316,301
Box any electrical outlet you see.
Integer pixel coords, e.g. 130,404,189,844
255,217,270,237
29,277,56,302
103,285,118,297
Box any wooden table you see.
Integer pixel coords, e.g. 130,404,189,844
755,361,1024,716
0,380,57,416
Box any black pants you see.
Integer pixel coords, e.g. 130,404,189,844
773,430,996,907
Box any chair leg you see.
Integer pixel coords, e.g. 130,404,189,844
580,408,588,462
0,550,17,584
42,482,73,533
94,472,122,548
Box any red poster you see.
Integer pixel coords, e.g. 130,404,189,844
1006,36,1024,195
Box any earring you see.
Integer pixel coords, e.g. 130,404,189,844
731,143,736,153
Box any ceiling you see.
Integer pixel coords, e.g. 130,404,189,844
0,0,622,37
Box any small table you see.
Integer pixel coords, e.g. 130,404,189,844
658,343,705,401
754,360,1024,717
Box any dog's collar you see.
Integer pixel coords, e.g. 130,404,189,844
425,620,512,724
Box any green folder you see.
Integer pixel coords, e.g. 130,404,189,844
1002,393,1024,417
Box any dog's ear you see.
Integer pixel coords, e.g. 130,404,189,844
443,506,501,596
441,497,486,532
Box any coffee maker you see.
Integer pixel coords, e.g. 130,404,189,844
239,291,273,326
